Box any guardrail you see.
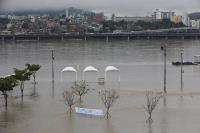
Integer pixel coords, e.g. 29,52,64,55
1,32,200,41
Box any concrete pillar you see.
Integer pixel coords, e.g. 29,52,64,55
84,36,87,41
37,36,40,41
106,36,109,42
1,36,4,42
12,36,15,42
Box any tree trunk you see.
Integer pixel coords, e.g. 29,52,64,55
21,88,24,98
149,113,152,120
4,94,8,109
106,108,109,119
33,73,36,84
148,113,152,123
20,82,24,98
69,105,72,113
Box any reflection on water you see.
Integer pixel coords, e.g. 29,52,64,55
65,114,74,133
104,120,115,133
52,80,55,97
147,122,153,133
0,40,200,133
161,96,168,133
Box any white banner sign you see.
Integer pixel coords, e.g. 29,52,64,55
75,107,104,116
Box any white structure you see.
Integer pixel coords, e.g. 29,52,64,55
61,67,77,81
30,16,36,23
83,66,99,81
66,9,68,18
194,55,200,63
105,66,120,82
182,13,190,26
153,9,162,20
190,20,200,28
153,9,175,20
75,107,103,116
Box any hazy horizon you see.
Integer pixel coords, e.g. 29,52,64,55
0,0,200,16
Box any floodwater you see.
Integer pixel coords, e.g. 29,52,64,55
0,40,200,133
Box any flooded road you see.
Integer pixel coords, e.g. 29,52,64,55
0,40,200,133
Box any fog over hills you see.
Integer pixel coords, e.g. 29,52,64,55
0,0,200,16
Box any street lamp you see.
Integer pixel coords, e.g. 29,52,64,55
51,50,55,97
161,44,167,93
51,50,55,82
180,48,184,92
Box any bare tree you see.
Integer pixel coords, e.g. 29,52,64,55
145,91,163,123
72,81,89,101
63,89,76,113
99,89,119,119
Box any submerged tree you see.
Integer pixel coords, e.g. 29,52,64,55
99,89,119,119
145,91,163,123
63,89,76,113
14,68,31,99
72,81,89,101
26,63,41,84
0,76,18,108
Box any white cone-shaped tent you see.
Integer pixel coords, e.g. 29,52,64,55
83,66,99,81
61,67,77,81
105,66,120,82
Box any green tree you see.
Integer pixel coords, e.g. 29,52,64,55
26,64,41,84
0,76,17,108
14,68,31,99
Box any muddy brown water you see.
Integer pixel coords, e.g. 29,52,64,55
1,40,200,133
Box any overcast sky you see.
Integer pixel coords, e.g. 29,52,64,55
0,0,200,16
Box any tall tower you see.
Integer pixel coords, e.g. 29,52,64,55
66,8,68,18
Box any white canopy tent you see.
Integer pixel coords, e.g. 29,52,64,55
83,66,99,81
194,55,200,63
105,66,120,82
61,67,77,81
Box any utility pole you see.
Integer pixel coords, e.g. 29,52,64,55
161,44,167,93
52,50,55,81
180,48,184,92
51,50,55,96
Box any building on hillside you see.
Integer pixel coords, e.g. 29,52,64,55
113,16,152,22
190,20,200,28
68,7,94,18
170,16,182,24
161,12,175,19
91,12,105,23
152,9,175,20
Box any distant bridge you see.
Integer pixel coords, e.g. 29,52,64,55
1,32,200,42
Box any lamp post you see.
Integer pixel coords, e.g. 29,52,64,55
180,48,184,92
161,44,167,93
51,50,55,96
52,50,55,82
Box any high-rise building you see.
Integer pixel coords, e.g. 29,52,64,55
182,13,190,26
161,11,175,19
153,9,175,20
66,9,68,18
